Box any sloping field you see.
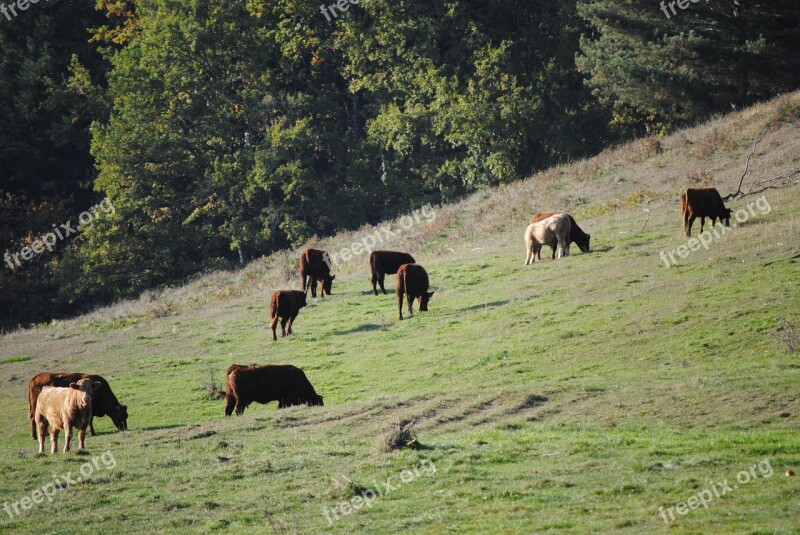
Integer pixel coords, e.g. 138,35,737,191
0,93,798,534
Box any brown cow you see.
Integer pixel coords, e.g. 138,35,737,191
370,250,416,295
35,378,100,454
681,188,732,236
524,214,571,264
396,263,434,320
28,372,128,439
530,212,591,255
224,364,323,415
269,290,307,341
299,248,335,298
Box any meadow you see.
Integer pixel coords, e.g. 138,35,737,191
0,93,798,534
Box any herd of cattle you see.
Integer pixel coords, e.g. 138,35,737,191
25,187,733,454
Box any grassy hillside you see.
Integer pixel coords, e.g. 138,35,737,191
1,93,798,534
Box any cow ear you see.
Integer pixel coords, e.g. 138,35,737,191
427,291,435,297
92,381,102,391
330,275,335,280
69,382,79,390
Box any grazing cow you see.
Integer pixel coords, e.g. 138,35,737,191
681,188,732,236
224,364,323,415
28,372,128,439
524,213,571,264
370,250,416,295
530,212,591,255
299,248,335,298
396,263,434,320
269,290,307,341
35,378,100,454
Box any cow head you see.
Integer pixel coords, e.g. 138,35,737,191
321,274,335,296
419,291,434,311
308,394,324,406
69,379,101,405
110,404,128,431
298,291,308,308
578,234,591,253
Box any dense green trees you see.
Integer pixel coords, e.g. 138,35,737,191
1,0,798,327
577,0,800,133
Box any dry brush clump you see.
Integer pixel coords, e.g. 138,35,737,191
775,318,799,353
379,419,421,452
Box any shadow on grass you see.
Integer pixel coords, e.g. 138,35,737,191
452,300,509,314
334,323,386,335
137,424,185,432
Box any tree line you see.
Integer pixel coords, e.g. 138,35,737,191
1,0,798,328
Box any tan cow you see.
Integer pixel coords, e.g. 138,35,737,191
35,378,100,454
524,214,571,264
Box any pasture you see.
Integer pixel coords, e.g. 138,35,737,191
0,94,798,533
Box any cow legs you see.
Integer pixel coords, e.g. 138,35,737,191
398,292,404,320
224,395,236,416
37,419,48,454
379,274,387,294
88,418,96,437
270,316,279,341
287,314,296,336
50,429,59,454
31,417,37,440
64,426,72,453
302,273,308,293
686,214,696,237
525,242,534,265
280,317,288,337
309,278,318,298
77,427,86,451
235,402,244,415
699,216,706,234
406,292,414,316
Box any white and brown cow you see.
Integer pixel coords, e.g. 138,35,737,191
35,378,100,454
524,213,571,264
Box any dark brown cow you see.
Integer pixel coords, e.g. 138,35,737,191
269,290,307,341
370,250,416,295
28,372,128,439
224,364,323,415
681,188,732,236
299,248,335,298
396,263,434,320
530,212,591,255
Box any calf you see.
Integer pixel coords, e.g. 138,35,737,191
225,364,323,415
681,187,732,236
29,372,128,439
530,212,591,255
524,213,570,264
35,378,100,454
370,250,416,295
396,263,434,320
269,290,307,341
299,248,335,298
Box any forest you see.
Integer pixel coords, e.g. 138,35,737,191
2,0,799,328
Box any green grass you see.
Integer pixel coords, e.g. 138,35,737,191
1,96,799,534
